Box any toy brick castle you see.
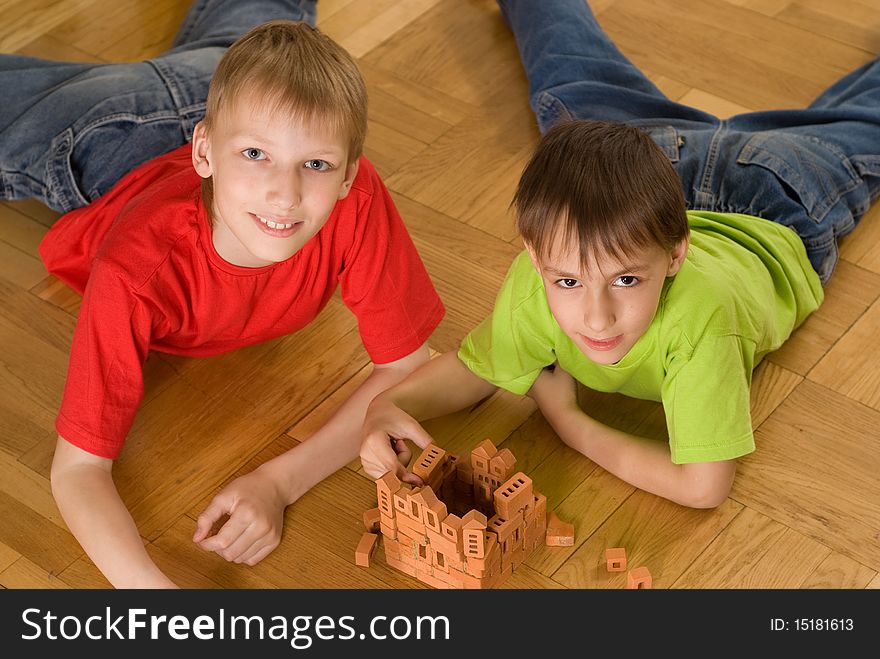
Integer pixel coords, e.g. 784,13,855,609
366,438,553,589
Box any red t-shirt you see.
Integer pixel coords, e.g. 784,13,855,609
39,143,444,459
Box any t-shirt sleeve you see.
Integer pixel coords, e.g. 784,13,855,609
661,333,756,464
339,167,444,364
55,261,153,459
458,256,556,395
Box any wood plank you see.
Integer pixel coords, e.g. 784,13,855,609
0,450,62,529
325,0,444,59
30,276,82,316
809,299,880,410
840,204,880,275
733,380,880,569
674,509,830,587
0,203,49,258
0,540,20,573
550,492,743,588
363,0,525,106
0,200,62,229
677,87,755,118
801,552,877,589
385,106,537,240
0,240,49,290
360,61,471,138
0,557,72,589
0,0,97,53
750,361,803,428
602,0,871,110
0,489,83,577
776,0,880,54
47,0,182,59
526,469,635,579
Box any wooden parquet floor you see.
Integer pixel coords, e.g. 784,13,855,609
1,0,878,589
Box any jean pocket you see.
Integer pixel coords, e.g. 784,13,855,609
736,132,862,224
634,124,680,163
46,128,89,212
65,111,186,204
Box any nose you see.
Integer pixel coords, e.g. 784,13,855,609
582,288,615,334
267,166,301,210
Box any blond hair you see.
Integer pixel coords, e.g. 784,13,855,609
203,20,368,161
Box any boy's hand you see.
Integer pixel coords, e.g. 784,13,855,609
193,469,287,565
360,396,433,485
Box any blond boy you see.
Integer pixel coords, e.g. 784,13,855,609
37,17,443,587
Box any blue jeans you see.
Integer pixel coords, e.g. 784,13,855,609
0,0,316,213
498,0,880,284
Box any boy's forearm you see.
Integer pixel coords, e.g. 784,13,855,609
382,352,498,422
263,351,495,503
51,440,176,588
263,346,440,504
542,402,730,508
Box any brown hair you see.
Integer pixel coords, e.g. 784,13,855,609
203,20,368,161
514,120,688,268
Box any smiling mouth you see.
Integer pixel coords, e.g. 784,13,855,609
251,213,303,236
582,334,623,351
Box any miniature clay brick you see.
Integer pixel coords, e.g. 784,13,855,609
606,547,627,572
385,553,417,578
363,507,381,533
489,448,516,480
494,472,533,519
545,511,575,547
470,438,497,472
423,498,448,533
355,532,378,567
407,486,434,521
412,444,447,483
627,566,652,589
488,510,523,545
463,528,486,558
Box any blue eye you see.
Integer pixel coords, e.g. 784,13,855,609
305,159,330,171
242,148,265,160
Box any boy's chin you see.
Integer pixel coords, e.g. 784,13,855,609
577,345,628,366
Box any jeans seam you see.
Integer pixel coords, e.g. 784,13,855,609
698,122,725,199
146,59,190,116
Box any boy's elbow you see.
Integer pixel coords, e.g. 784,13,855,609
681,487,729,509
678,460,736,509
50,435,112,493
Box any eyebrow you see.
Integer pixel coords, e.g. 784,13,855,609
229,133,344,155
543,262,650,280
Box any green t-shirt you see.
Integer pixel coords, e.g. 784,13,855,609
459,211,824,464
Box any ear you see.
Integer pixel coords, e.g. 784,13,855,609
337,159,360,199
666,235,690,277
191,122,213,179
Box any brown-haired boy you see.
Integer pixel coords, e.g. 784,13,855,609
29,11,443,587
360,0,879,508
